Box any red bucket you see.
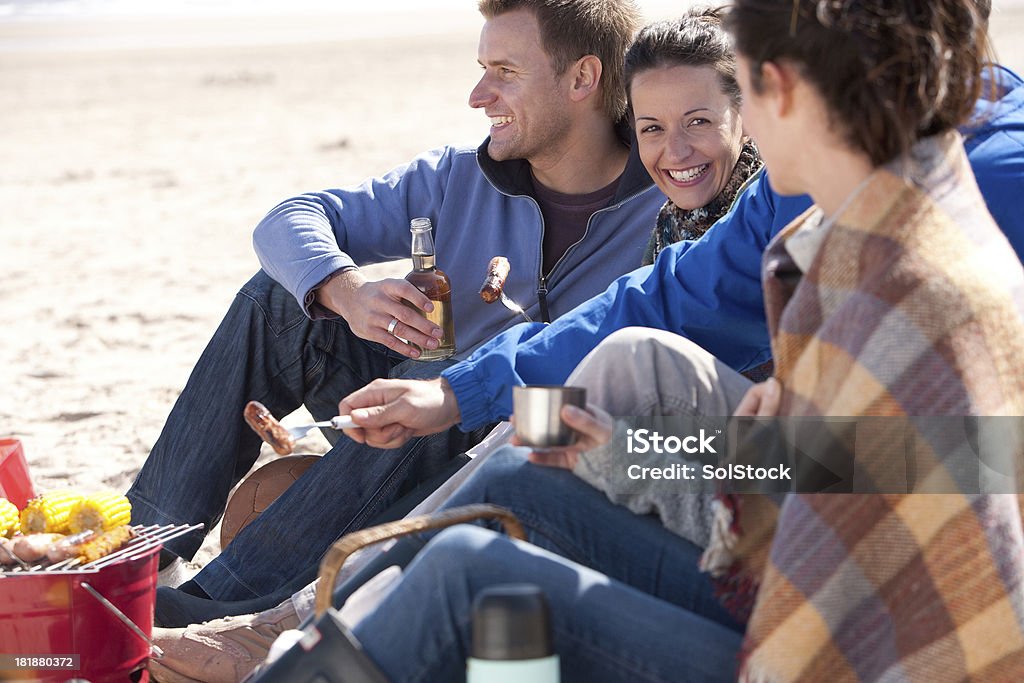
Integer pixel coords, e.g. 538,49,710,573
0,438,35,509
0,544,159,682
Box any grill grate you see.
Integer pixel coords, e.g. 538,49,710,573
0,523,202,575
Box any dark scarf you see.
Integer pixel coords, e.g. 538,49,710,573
641,140,762,266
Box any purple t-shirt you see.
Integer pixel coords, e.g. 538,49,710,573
532,175,619,276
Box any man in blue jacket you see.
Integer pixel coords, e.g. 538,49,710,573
340,63,1024,447
132,0,666,616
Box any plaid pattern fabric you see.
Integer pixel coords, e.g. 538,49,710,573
704,133,1024,681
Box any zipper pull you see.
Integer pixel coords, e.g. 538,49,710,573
538,277,551,323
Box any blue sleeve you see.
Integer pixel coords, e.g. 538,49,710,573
444,173,812,430
967,130,1024,262
252,146,460,313
964,65,1024,262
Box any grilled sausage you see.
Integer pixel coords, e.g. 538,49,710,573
0,537,16,565
479,256,511,304
244,400,295,456
13,533,64,563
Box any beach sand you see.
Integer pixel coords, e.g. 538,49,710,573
0,8,486,564
2,7,1022,567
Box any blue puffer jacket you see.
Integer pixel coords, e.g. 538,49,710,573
445,65,1024,430
253,139,665,359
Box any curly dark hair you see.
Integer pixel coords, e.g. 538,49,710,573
727,0,990,165
624,7,740,114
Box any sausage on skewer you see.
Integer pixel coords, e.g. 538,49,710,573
479,256,511,304
243,400,296,456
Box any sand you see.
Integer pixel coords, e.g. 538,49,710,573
0,8,488,563
2,6,1022,567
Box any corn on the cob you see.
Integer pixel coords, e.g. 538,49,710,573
0,499,19,538
20,490,84,534
69,492,132,534
78,524,135,563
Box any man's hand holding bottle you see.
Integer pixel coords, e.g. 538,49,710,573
315,269,444,359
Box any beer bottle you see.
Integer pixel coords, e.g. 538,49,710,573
405,217,455,360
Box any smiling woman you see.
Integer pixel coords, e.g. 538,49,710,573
624,10,763,264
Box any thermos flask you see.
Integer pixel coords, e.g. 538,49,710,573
466,584,560,683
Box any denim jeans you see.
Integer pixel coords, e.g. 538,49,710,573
432,447,742,631
330,331,750,680
353,524,744,683
127,271,491,600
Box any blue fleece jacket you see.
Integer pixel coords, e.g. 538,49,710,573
445,65,1024,430
253,139,665,360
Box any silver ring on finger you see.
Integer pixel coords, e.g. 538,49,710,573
387,317,399,336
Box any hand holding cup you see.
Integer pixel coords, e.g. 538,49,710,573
510,386,613,469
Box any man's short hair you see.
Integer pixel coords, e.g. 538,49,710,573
478,0,641,120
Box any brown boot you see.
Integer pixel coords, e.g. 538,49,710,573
148,599,300,683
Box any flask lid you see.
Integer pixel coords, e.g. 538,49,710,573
471,584,554,661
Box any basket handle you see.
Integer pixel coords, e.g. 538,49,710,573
315,503,526,617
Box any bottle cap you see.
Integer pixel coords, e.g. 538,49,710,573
470,584,554,661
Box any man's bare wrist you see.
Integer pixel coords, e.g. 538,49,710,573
315,268,362,315
437,377,462,426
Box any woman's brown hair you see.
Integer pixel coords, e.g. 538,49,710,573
727,0,989,165
624,8,741,113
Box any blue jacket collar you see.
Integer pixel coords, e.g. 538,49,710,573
474,120,655,203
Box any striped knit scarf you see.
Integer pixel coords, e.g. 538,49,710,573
642,141,762,266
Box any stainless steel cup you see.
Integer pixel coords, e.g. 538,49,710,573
512,385,587,449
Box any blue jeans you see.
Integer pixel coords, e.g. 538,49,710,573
428,447,741,631
127,271,490,599
353,525,743,683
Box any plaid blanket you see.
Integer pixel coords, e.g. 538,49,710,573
703,133,1024,681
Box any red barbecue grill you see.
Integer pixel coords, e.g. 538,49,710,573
0,523,200,683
